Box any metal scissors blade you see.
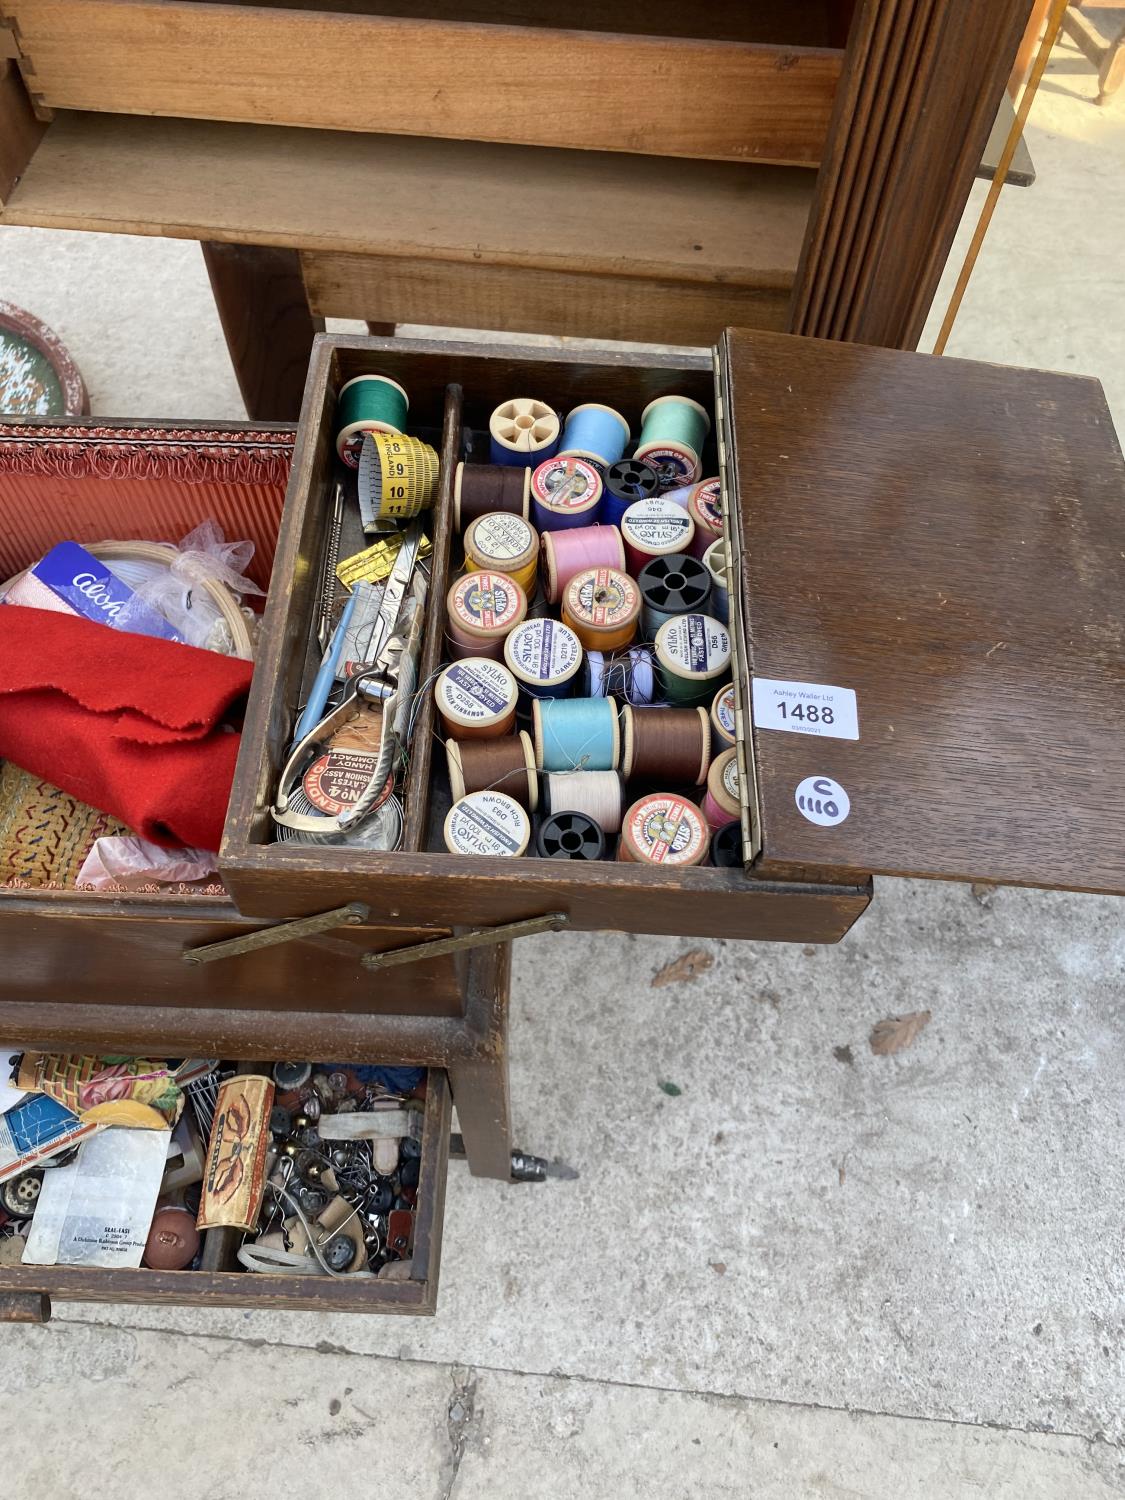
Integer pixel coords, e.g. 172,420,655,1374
362,517,424,670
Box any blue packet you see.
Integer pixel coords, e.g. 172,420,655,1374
5,540,183,642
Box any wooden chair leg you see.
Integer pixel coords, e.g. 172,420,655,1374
448,962,513,1181
201,242,324,422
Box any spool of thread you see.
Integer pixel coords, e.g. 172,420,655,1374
602,458,661,528
530,457,603,532
585,646,655,706
703,748,741,829
535,809,607,862
688,478,724,558
435,658,519,739
659,481,696,512
453,462,531,532
504,617,583,701
335,374,409,467
634,396,710,487
446,732,538,812
558,403,630,468
562,566,640,652
703,538,729,624
542,770,623,834
620,496,695,576
489,398,560,467
710,821,742,868
525,587,552,621
637,554,712,638
532,697,620,772
710,683,736,756
618,794,709,867
654,614,731,706
357,431,438,522
444,790,531,857
541,524,625,604
447,570,527,660
620,706,710,786
464,511,539,597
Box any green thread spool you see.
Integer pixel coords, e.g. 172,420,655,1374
335,374,410,468
634,396,711,488
654,613,731,706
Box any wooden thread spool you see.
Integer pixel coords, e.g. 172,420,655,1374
446,570,527,660
633,395,710,488
687,478,723,559
702,748,741,829
654,613,730,706
464,511,539,597
620,496,695,576
532,697,620,772
710,683,736,756
444,790,531,857
636,554,712,639
435,658,519,739
618,794,709,867
446,732,538,813
453,462,531,532
530,457,604,532
620,706,710,786
489,398,560,467
542,770,624,834
541,524,625,604
503,617,584,700
562,566,639,652
703,538,729,625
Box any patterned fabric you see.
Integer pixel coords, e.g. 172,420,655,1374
0,760,128,889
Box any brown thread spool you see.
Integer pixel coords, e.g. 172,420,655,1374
620,705,710,786
562,566,640,652
453,462,532,532
446,732,539,812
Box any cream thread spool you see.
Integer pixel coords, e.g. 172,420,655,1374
435,658,519,739
444,790,531,857
562,566,640,652
446,570,527,660
710,683,737,757
618,794,709,867
489,398,560,467
542,770,624,834
654,613,731,706
703,748,741,829
464,511,539,597
703,537,729,624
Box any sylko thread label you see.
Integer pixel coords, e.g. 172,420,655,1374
625,796,708,865
436,659,516,723
660,614,730,674
444,791,530,856
505,618,582,683
450,572,522,633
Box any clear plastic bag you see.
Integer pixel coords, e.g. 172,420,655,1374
77,835,218,891
116,520,264,651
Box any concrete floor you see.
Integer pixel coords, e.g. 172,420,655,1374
1,37,1123,1500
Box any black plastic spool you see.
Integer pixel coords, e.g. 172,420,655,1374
605,457,661,506
637,553,711,616
535,810,607,861
710,822,742,868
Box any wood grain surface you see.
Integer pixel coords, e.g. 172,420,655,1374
723,329,1125,894
2,0,841,165
0,58,44,206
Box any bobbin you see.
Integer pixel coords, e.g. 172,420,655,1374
446,570,527,660
535,810,607,862
620,705,710,786
710,683,737,756
489,398,560,467
334,374,409,467
654,613,731,707
558,403,631,469
636,554,712,638
532,697,621,772
446,732,539,812
710,821,742,868
584,647,656,706
453,462,531,532
503,617,584,700
530,457,604,532
620,496,696,576
634,395,710,487
541,524,626,604
602,458,661,528
703,748,741,829
688,478,724,558
703,538,730,624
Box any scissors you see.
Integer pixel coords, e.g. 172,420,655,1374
272,518,428,840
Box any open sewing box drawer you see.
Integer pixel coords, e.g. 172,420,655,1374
220,329,1125,946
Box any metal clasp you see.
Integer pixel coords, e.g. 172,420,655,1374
182,902,371,965
361,913,569,972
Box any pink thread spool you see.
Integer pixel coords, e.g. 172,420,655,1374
702,748,740,829
541,525,626,604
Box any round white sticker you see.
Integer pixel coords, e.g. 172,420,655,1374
795,775,851,827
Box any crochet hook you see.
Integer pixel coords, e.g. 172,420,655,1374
295,587,359,743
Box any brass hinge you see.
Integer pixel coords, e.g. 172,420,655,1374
362,913,569,971
183,902,371,965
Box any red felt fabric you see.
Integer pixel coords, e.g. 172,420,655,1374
0,607,253,850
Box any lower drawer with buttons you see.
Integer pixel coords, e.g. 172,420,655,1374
0,1061,451,1319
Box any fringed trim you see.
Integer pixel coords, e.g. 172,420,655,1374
0,426,294,487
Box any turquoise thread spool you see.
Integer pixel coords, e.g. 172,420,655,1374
531,697,621,772
335,374,409,468
558,404,630,469
634,396,710,488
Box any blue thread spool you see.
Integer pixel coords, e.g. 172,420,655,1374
558,404,630,469
530,457,604,532
585,647,656,706
634,396,710,488
489,398,560,468
603,457,661,528
531,697,620,772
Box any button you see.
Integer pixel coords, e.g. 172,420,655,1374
143,1206,201,1271
273,1062,312,1090
269,1107,293,1137
320,1232,357,1272
0,1170,43,1220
